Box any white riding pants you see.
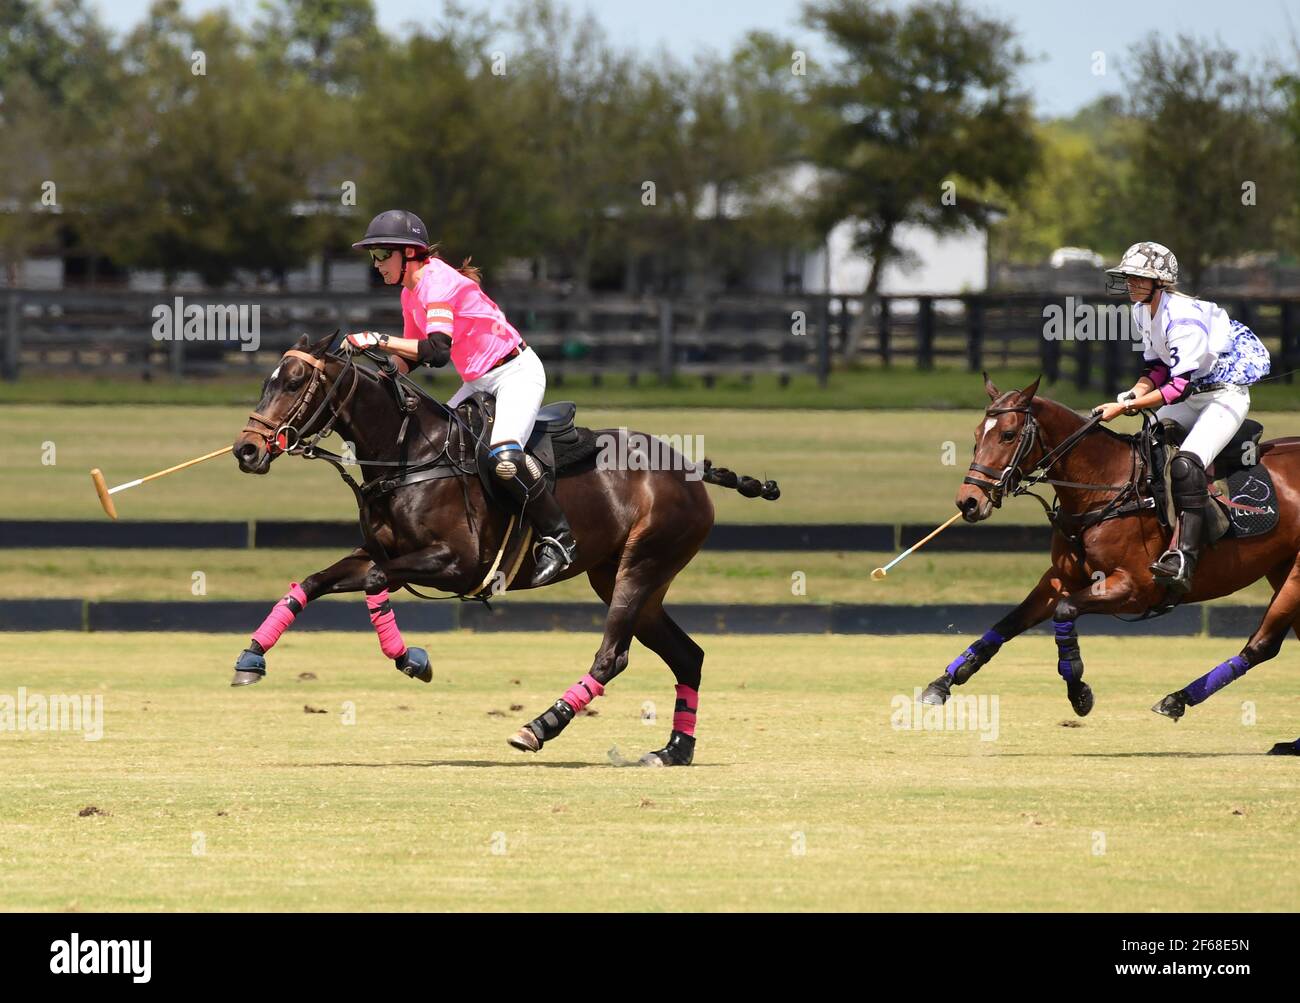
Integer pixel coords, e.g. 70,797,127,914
447,346,547,447
1156,385,1251,467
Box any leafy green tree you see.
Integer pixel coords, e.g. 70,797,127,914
1119,36,1286,288
802,0,1039,296
100,1,340,286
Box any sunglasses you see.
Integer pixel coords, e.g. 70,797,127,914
368,248,398,263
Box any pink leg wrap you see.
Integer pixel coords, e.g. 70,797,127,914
673,684,699,736
251,583,309,652
366,590,407,660
561,673,605,712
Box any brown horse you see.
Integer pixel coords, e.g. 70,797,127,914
229,333,779,765
920,374,1300,755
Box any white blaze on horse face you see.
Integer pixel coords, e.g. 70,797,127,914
982,417,996,438
270,365,282,382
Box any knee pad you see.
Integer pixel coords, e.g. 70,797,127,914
490,442,543,485
1170,452,1206,495
489,442,525,482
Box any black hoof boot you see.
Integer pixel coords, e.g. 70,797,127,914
920,674,952,706
1152,690,1189,721
508,699,575,753
1267,738,1300,756
395,646,432,683
1067,680,1094,717
640,731,695,767
231,648,266,687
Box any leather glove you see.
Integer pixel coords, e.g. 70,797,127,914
344,332,387,353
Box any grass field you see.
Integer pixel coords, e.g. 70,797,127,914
1,632,1297,912
10,405,1300,525
1,548,1281,607
7,365,1300,411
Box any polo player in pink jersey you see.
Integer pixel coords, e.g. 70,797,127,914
345,209,576,586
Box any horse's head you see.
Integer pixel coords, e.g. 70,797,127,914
956,373,1042,523
234,332,340,474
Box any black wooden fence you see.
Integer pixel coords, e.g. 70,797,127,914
2,288,1295,393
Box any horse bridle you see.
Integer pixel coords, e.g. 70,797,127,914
964,395,1129,506
962,401,1044,506
241,348,361,456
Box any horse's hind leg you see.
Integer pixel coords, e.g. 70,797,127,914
508,541,687,755
231,548,374,686
631,602,703,766
1154,556,1300,743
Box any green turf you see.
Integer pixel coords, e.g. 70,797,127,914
10,405,1300,525
8,365,1300,410
1,632,1296,911
2,548,1279,607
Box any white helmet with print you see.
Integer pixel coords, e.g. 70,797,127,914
1105,241,1178,296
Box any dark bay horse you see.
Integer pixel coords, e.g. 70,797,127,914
920,375,1300,755
229,333,779,766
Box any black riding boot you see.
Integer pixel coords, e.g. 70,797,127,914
1150,452,1209,595
488,442,577,587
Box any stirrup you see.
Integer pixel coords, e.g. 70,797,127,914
533,535,575,565
1150,548,1186,578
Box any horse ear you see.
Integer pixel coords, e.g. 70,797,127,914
1021,375,1041,401
983,371,999,400
293,333,310,351
309,331,335,356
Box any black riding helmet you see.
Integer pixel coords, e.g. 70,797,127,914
352,209,431,252
354,209,431,285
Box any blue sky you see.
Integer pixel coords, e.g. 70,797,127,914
92,0,1299,116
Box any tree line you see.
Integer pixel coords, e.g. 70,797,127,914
1,0,1296,293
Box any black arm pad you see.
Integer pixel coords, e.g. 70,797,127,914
416,334,452,368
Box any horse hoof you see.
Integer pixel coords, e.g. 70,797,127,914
507,726,541,753
231,648,266,687
1151,691,1188,721
1267,740,1300,756
1068,681,1094,717
396,646,432,683
920,676,951,705
641,731,694,766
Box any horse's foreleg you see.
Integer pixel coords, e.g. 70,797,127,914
1154,557,1300,741
231,549,374,686
357,545,460,684
1044,571,1141,717
921,568,1067,705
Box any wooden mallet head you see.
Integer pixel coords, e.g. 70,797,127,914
90,469,118,521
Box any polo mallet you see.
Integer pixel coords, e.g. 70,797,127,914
871,512,964,580
90,446,233,520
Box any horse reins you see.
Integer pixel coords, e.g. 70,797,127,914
962,398,1145,524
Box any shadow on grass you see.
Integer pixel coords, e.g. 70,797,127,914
287,759,726,769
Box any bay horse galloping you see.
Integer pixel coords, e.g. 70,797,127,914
920,375,1300,755
230,333,779,766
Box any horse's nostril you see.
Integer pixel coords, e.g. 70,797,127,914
237,442,260,462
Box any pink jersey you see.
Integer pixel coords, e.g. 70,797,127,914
400,257,522,380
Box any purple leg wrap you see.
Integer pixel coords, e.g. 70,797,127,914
1054,619,1084,684
1184,654,1251,706
946,628,1006,681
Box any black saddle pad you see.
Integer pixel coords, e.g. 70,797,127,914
1220,463,1279,539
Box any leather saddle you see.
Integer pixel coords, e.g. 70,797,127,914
1148,418,1278,541
456,393,599,508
